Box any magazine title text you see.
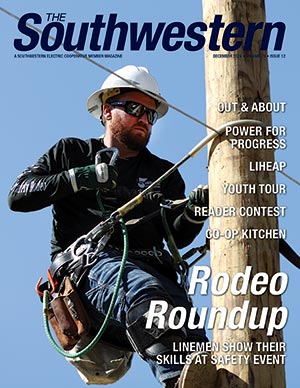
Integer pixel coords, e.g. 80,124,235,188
14,13,286,52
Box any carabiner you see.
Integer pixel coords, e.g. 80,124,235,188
96,147,119,166
35,268,58,297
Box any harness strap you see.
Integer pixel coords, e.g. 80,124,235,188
125,198,187,230
49,251,74,279
160,206,183,271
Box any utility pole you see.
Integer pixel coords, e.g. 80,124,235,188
201,1,286,387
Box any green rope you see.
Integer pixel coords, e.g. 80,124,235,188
42,217,129,359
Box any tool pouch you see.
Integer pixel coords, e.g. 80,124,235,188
48,277,91,350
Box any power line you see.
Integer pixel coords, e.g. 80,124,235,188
0,6,216,132
279,171,300,186
1,5,299,188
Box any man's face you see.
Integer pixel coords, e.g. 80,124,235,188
103,90,157,151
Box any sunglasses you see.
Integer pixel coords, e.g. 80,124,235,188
108,101,158,125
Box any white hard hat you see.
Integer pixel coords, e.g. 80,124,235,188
87,65,169,120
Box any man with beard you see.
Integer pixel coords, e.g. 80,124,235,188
8,66,212,388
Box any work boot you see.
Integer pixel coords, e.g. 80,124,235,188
178,352,217,388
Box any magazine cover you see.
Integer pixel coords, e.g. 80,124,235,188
1,1,298,387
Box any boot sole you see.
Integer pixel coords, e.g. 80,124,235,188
178,352,217,388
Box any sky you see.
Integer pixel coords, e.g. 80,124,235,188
0,1,298,387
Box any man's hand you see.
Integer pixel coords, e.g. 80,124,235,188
68,164,118,192
184,185,209,224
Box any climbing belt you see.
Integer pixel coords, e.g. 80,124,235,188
43,217,129,358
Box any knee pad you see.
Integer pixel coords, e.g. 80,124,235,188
126,298,186,360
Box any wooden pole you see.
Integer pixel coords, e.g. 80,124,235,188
201,1,286,387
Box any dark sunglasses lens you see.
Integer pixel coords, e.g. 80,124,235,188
148,111,158,125
126,102,158,125
126,102,144,117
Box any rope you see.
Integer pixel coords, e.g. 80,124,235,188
43,217,129,358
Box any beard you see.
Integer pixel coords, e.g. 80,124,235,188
111,119,151,151
120,130,151,151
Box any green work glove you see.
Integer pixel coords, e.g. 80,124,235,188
184,185,209,223
68,164,118,192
